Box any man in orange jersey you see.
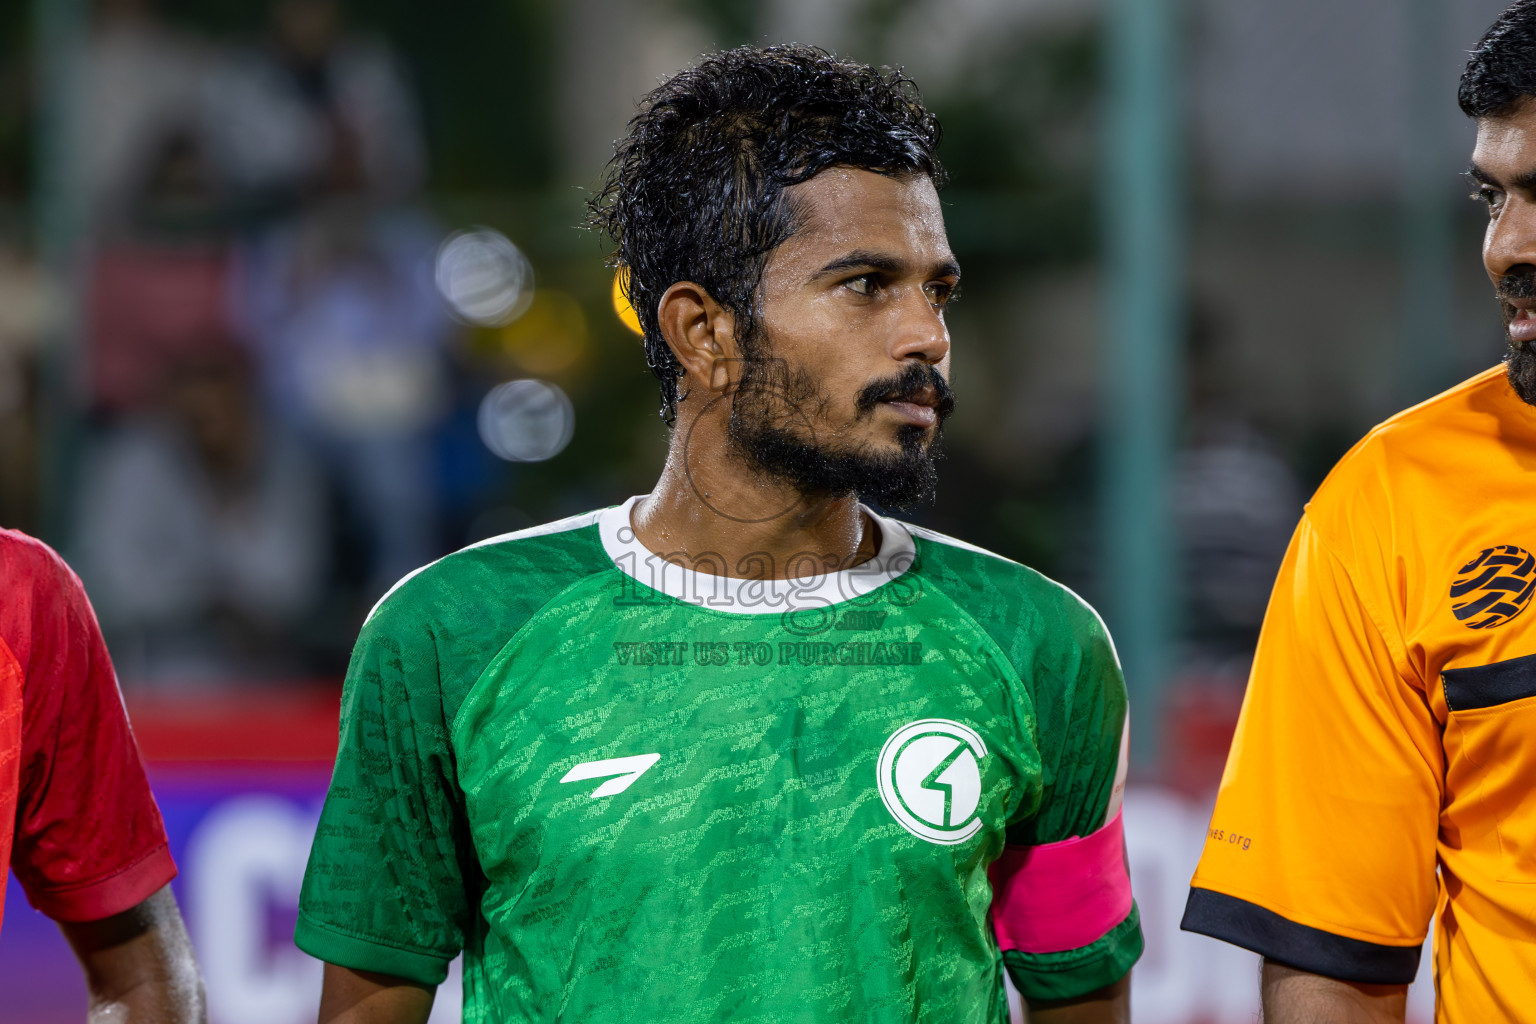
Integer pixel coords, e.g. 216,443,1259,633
1181,4,1536,1022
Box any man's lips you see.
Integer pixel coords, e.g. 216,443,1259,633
1506,299,1536,344
861,372,950,428
879,394,938,427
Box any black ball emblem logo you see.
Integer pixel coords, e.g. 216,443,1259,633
1450,545,1536,630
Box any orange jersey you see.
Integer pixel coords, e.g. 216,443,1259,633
1182,365,1536,1022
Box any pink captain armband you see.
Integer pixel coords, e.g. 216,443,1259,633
988,810,1132,955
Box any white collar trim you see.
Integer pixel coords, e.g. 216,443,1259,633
597,495,917,614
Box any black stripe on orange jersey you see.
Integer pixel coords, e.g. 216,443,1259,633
1180,887,1420,985
1443,651,1536,711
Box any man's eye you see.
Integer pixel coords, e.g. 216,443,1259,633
845,275,877,296
1471,186,1505,212
924,282,957,306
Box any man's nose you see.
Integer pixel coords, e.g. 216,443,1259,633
1486,197,1536,281
889,289,951,365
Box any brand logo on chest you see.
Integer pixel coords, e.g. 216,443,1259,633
876,719,987,845
559,753,661,797
1450,545,1536,629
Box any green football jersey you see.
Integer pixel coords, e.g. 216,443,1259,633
297,497,1142,1022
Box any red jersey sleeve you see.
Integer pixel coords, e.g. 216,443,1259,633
1,530,176,922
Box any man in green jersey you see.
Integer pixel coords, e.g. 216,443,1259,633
298,45,1141,1024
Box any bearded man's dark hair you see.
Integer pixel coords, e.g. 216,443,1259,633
1461,0,1536,118
587,44,945,424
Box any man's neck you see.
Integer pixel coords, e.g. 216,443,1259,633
631,452,878,581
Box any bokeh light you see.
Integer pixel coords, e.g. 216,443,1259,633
495,290,589,375
613,267,642,336
435,228,536,326
476,379,575,462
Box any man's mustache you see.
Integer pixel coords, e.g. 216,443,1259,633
1497,266,1536,302
855,363,956,420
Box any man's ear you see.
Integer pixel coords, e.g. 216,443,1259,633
657,281,740,393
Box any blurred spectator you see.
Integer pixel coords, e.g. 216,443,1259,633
71,0,208,222
1173,309,1302,657
0,246,58,532
201,0,449,597
1173,415,1300,654
232,202,451,595
72,347,329,686
1161,310,1303,795
87,126,236,414
1161,418,1300,795
202,0,425,218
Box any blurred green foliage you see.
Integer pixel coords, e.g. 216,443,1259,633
669,0,760,47
937,25,1098,266
662,0,1103,266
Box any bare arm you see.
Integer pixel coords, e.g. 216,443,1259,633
1026,975,1130,1024
319,963,436,1024
1261,959,1407,1024
57,884,204,1023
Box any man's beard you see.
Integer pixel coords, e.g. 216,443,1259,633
1497,268,1536,404
726,353,955,511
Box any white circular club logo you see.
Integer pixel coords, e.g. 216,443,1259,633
877,719,988,845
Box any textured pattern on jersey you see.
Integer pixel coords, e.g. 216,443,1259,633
903,535,1138,995
298,517,1138,1021
907,537,1127,846
451,569,1037,1023
298,523,616,982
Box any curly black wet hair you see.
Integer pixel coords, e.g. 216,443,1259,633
1462,1,1536,118
588,44,945,423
